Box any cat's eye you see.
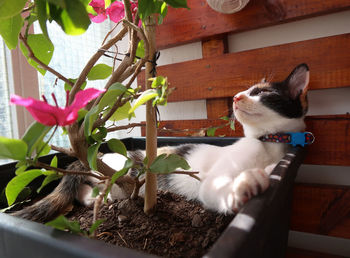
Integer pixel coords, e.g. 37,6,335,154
249,88,271,96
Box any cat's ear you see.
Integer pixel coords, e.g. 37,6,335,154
285,63,309,99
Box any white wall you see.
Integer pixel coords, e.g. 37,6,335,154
118,10,350,255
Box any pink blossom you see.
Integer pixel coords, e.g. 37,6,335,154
11,88,105,126
107,1,125,23
88,0,140,25
88,0,108,23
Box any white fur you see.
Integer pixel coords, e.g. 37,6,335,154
82,68,308,214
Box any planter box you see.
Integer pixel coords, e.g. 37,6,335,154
0,137,305,258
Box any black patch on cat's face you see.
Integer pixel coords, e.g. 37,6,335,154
249,64,309,118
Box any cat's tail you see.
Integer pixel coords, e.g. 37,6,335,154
13,174,85,223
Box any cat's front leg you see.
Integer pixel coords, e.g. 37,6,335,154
198,168,270,214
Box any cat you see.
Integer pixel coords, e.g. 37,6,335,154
13,63,309,222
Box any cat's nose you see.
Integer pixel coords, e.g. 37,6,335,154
233,95,242,103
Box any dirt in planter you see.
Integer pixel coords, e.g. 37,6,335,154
67,191,234,258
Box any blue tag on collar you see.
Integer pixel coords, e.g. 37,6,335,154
289,132,315,147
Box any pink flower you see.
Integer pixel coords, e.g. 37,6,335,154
11,88,105,126
89,0,126,23
88,0,108,23
88,0,140,25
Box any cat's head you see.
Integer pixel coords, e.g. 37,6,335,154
233,63,309,138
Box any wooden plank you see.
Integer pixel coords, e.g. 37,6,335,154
138,34,350,102
286,247,346,258
290,183,350,239
144,115,350,166
202,35,232,119
156,0,350,49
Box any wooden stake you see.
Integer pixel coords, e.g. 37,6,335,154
144,14,158,215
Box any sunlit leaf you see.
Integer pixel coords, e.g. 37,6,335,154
0,0,27,20
149,154,190,174
206,127,217,137
87,64,113,80
37,173,62,193
22,122,52,157
87,142,100,170
0,14,23,49
0,137,27,161
108,102,134,122
46,215,83,234
107,138,127,157
5,169,43,206
19,34,54,75
129,89,158,114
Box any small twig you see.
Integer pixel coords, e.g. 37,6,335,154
131,178,145,199
96,232,113,238
50,145,74,157
34,161,110,181
171,171,201,181
93,179,110,228
19,34,73,86
117,231,129,247
106,123,145,133
143,238,148,250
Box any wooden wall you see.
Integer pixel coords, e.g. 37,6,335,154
137,0,350,256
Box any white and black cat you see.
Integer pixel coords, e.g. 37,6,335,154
14,63,309,222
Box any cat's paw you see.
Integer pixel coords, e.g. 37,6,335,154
231,168,269,212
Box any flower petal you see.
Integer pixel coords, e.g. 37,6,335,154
88,13,107,23
89,0,105,8
10,95,63,126
70,88,105,111
107,1,125,23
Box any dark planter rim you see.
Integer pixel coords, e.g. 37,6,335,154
0,137,305,258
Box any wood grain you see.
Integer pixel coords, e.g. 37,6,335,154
139,34,350,102
291,183,350,239
143,115,350,166
156,0,350,49
201,36,231,119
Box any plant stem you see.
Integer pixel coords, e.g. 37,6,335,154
144,15,158,215
19,34,73,86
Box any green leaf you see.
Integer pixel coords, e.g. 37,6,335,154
56,0,91,35
138,0,157,21
91,127,107,142
87,142,100,170
108,101,134,122
220,116,229,121
229,119,235,131
35,140,51,157
136,40,145,59
206,127,217,137
19,34,54,75
98,83,127,111
104,158,133,202
129,89,158,114
158,2,168,24
37,172,62,193
164,0,189,9
150,76,166,89
46,215,83,234
15,165,28,176
107,138,127,157
149,154,191,174
50,155,58,168
89,219,105,236
0,0,27,20
22,122,52,157
111,159,133,184
0,14,23,49
84,105,99,137
5,169,43,206
87,64,113,80
0,137,28,161
35,0,49,39
64,78,87,91
91,186,100,198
